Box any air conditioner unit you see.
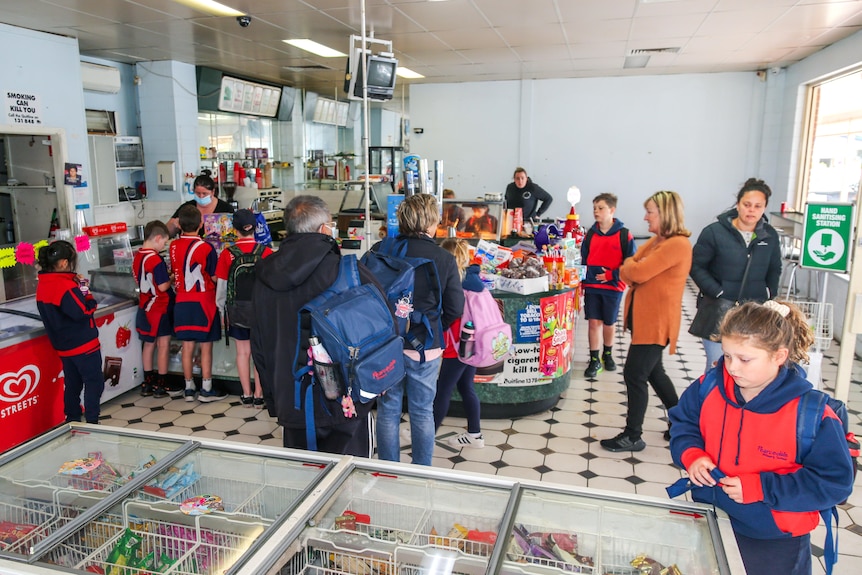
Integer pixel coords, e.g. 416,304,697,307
81,62,121,93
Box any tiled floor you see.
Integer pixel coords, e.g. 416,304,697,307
99,280,862,574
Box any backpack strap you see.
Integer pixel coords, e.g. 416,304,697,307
619,227,629,257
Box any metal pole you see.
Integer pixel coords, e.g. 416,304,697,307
834,201,860,402
360,0,372,253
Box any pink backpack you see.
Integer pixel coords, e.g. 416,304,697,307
458,289,513,368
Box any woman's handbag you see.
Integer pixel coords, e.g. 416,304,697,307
688,254,753,339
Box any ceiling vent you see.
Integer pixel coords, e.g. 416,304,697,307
81,62,121,93
629,47,680,55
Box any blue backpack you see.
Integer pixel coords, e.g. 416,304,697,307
294,255,405,451
360,238,442,362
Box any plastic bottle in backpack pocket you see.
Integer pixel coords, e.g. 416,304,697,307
309,336,344,400
459,321,475,358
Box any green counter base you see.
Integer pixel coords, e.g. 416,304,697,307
448,395,561,419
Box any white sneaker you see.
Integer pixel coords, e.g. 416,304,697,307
448,433,485,449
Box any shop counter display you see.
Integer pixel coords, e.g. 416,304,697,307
0,424,745,575
0,278,142,454
449,286,579,418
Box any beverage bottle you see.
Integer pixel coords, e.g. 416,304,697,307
309,336,341,400
459,321,475,358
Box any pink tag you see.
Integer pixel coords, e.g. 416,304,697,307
15,243,35,265
75,235,91,252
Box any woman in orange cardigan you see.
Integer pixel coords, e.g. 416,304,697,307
600,190,693,452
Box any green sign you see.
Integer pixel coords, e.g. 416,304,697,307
801,202,853,272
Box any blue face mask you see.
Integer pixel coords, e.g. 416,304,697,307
194,194,213,206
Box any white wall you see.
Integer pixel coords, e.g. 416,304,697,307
409,73,766,238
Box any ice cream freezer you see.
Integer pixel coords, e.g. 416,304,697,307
0,424,745,575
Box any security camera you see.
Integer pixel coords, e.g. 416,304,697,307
237,16,251,28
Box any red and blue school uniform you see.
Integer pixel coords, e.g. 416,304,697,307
132,248,174,342
669,360,854,575
215,237,272,340
580,219,635,324
36,271,103,424
169,234,220,342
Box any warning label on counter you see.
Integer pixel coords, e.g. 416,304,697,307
6,91,42,125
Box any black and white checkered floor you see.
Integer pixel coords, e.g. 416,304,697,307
99,281,862,574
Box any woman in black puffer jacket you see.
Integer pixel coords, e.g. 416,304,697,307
690,178,782,373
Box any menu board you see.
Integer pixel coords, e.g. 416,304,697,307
219,76,281,117
313,97,349,126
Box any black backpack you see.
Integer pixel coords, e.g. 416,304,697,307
225,243,265,330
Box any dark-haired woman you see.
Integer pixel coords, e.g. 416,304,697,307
167,174,234,237
36,240,103,424
690,178,782,373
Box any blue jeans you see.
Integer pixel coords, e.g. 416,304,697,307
702,338,723,374
377,354,441,465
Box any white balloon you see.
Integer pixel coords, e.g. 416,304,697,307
567,185,581,205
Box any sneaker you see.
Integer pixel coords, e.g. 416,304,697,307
448,433,485,449
140,382,153,397
152,386,167,399
253,397,265,410
198,388,228,403
241,395,254,407
600,432,646,452
167,387,186,399
584,358,603,378
602,352,617,372
184,388,196,402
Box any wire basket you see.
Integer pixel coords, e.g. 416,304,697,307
788,300,833,351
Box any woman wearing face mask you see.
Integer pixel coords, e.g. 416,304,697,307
167,175,234,237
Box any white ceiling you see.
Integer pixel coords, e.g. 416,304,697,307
4,0,862,95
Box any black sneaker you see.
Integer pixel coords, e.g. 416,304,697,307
140,383,153,397
600,432,646,452
152,385,167,399
602,352,617,372
584,358,603,378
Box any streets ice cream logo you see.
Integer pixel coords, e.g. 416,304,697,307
0,365,42,417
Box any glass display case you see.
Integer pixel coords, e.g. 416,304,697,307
438,198,504,241
0,426,744,575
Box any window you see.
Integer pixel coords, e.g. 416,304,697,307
798,72,862,206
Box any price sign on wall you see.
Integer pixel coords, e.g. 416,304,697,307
801,203,854,273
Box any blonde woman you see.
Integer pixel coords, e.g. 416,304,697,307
601,190,693,452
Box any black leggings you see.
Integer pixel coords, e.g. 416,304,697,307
433,358,480,432
622,344,678,439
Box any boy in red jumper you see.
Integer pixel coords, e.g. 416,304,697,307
215,209,272,408
36,240,103,424
580,193,635,378
169,204,226,403
132,220,177,398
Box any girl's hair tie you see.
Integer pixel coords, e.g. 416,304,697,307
763,299,790,318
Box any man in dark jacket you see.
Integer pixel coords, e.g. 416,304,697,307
250,195,378,456
505,167,553,220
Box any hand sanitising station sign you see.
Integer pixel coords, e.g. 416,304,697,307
801,203,854,273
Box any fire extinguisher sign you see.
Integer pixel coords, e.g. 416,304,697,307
5,91,43,125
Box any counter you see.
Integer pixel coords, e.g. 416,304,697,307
450,286,579,418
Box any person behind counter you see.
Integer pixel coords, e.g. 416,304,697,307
600,190,692,453
35,240,103,424
441,188,465,230
505,167,553,221
166,175,234,237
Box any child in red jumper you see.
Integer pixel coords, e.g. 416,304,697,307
132,220,176,398
669,300,854,575
169,204,226,403
36,240,103,424
215,209,272,408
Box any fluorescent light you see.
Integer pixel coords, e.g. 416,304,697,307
624,55,650,69
173,0,245,17
283,39,346,58
396,67,424,79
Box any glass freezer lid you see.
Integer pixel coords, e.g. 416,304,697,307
285,466,516,575
33,445,331,574
0,427,188,559
504,486,723,575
